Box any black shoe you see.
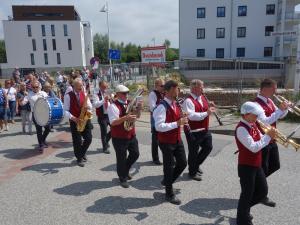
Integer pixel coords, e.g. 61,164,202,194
77,160,85,167
161,179,166,186
103,148,110,154
120,180,129,188
82,156,87,162
153,160,162,165
260,197,276,207
42,142,49,148
165,195,181,205
189,173,202,181
38,145,44,153
197,168,203,175
127,174,133,180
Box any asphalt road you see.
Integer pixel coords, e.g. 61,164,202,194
0,117,299,225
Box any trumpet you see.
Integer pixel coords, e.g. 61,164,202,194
256,120,300,151
273,94,300,116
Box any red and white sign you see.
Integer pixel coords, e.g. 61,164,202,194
141,46,166,64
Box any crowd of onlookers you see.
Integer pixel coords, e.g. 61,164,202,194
0,67,98,134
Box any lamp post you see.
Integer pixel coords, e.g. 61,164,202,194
100,1,113,87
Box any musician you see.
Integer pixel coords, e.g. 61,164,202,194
93,81,111,154
235,101,275,225
28,81,49,152
107,85,141,188
255,78,288,207
63,78,93,167
183,79,215,181
153,80,187,205
148,78,165,165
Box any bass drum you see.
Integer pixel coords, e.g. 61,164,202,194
33,97,64,126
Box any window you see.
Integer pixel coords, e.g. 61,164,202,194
30,53,35,65
52,39,56,51
197,28,205,39
238,6,247,16
63,24,68,36
197,8,205,18
216,48,224,58
265,26,274,36
266,4,275,15
57,53,61,64
68,39,72,50
43,39,47,51
41,25,46,36
27,25,32,37
197,49,205,57
236,48,245,57
237,27,246,38
264,47,273,57
32,39,36,51
44,53,48,65
216,28,225,38
51,24,55,36
217,7,225,17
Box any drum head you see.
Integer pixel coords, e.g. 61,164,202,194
33,98,50,126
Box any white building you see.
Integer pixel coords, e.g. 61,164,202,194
179,0,300,60
1,5,93,75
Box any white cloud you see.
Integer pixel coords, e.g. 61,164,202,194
0,0,179,47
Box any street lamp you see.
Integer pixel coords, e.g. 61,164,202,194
100,1,113,87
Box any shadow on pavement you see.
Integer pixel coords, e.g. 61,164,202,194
86,195,162,221
0,148,41,160
55,149,100,160
130,175,164,191
179,198,237,225
53,179,118,196
101,161,159,173
0,131,25,138
22,162,74,175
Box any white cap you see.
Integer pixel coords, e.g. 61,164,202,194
240,101,262,116
115,84,129,93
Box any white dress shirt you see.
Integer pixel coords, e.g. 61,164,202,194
93,90,109,114
256,94,288,125
148,91,158,112
236,119,271,153
63,91,92,119
183,93,208,121
153,97,178,132
107,100,127,124
28,91,48,112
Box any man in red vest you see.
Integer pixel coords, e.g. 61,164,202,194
255,78,288,207
183,79,215,181
64,78,93,167
107,84,142,188
148,78,165,165
93,81,111,154
235,101,275,225
153,80,187,205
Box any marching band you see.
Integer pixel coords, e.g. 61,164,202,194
3,70,299,224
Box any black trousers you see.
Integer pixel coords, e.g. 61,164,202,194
151,127,160,161
237,165,268,225
97,115,111,150
159,141,187,196
32,115,50,146
185,130,213,175
70,119,93,161
112,136,140,181
261,142,280,177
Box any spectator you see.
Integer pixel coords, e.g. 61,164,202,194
0,82,9,132
12,67,21,84
4,80,17,124
17,82,32,134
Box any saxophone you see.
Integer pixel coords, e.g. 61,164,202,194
124,88,144,131
77,93,93,132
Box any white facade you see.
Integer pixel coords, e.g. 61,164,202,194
2,20,93,69
179,0,300,60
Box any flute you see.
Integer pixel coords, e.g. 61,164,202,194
203,94,223,126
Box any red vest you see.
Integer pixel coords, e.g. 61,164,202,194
255,97,276,128
111,100,136,139
235,121,262,167
157,100,181,144
69,91,85,118
95,91,104,118
186,95,209,131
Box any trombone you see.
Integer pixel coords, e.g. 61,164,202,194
273,94,300,116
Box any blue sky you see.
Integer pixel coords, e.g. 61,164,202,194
0,0,179,47
1,1,300,48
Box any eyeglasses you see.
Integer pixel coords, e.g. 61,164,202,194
32,86,39,89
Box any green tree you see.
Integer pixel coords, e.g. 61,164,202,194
163,39,179,61
93,33,109,63
0,40,7,63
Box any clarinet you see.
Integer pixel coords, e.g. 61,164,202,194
203,94,223,126
175,97,193,135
